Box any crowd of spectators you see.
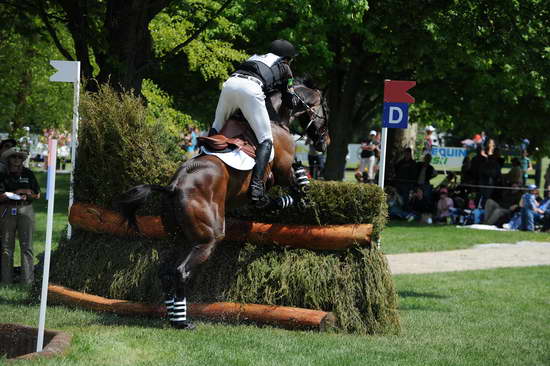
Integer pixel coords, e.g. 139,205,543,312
385,140,550,232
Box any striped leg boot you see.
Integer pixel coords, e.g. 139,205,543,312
170,296,195,330
164,296,175,321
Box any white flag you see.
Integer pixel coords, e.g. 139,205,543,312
49,60,79,83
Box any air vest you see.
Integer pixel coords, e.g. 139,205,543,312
236,53,288,92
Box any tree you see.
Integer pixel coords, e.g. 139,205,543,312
0,5,73,133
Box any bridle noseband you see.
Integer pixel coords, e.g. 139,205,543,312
292,90,328,143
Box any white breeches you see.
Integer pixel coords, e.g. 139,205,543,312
359,156,377,180
212,77,273,143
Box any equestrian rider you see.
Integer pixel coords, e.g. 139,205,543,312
210,39,299,205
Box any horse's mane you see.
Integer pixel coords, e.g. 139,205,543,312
294,76,319,90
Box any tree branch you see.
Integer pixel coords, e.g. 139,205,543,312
135,0,234,77
37,0,74,60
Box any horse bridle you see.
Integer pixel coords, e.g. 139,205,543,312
292,90,328,143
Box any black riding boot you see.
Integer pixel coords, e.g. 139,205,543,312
249,140,273,206
207,127,218,136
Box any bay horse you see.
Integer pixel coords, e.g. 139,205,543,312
116,79,329,329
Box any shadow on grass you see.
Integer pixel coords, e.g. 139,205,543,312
398,290,447,299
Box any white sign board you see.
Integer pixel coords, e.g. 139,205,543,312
431,146,468,170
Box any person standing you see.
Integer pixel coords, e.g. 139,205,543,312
0,147,40,284
520,149,532,186
0,139,17,175
358,130,379,183
422,126,435,156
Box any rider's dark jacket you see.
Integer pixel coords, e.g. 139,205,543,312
235,54,294,95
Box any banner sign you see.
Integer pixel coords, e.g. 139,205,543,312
382,80,416,129
431,146,468,170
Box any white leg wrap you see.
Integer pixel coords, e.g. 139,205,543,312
169,297,187,323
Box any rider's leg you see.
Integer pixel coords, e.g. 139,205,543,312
211,78,240,133
249,139,273,203
236,82,274,204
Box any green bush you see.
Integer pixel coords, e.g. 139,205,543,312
48,231,399,335
230,181,388,241
75,83,182,206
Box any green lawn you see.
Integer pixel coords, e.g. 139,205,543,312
2,170,550,364
381,221,550,254
1,266,548,365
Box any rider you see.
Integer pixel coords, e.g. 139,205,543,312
210,39,299,205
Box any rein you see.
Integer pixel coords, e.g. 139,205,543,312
292,90,328,142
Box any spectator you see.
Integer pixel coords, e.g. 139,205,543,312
306,137,325,179
0,139,17,175
422,126,435,156
435,187,455,223
415,153,437,202
479,149,502,201
409,186,433,224
0,147,41,284
357,130,379,183
385,186,415,221
460,155,474,186
543,163,550,199
520,149,532,186
394,147,417,208
483,183,522,226
469,146,487,190
504,158,523,186
519,184,544,231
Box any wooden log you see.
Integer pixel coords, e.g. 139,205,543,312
47,284,336,331
69,202,373,249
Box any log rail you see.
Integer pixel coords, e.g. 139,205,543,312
48,284,336,331
69,202,373,250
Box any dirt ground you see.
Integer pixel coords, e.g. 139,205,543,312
386,241,550,274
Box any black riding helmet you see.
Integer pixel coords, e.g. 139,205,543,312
269,39,298,59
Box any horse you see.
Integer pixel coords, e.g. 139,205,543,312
116,79,329,329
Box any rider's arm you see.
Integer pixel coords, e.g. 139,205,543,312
280,62,299,108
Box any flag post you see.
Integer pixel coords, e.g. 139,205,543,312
379,80,416,188
36,139,57,352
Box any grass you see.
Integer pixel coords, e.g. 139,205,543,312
1,266,549,365
381,221,550,254
2,169,550,364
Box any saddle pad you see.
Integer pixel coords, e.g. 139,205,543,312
200,146,274,171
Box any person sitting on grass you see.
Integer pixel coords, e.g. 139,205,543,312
385,186,415,222
518,184,544,231
409,186,434,224
435,187,455,224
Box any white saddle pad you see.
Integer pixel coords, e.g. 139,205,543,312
200,146,274,171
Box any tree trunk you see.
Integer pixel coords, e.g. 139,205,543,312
93,0,156,94
323,59,365,181
385,123,418,184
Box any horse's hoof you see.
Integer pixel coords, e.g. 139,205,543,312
170,321,196,330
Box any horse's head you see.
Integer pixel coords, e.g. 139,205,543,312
290,81,330,153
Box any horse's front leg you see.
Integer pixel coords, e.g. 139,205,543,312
170,199,225,329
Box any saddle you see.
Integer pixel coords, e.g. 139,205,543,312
197,115,259,158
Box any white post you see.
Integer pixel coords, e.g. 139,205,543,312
378,127,388,188
67,62,80,239
37,139,58,352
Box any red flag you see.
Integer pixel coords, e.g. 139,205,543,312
384,80,416,103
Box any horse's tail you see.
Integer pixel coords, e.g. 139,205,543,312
115,184,172,232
